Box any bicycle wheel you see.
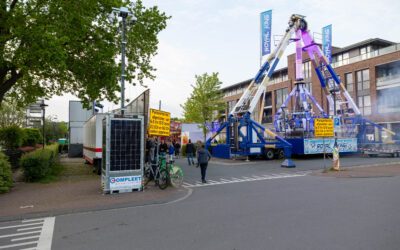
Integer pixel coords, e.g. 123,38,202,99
143,163,153,187
169,166,183,187
158,169,169,190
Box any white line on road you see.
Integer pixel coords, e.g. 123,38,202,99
0,241,38,249
0,222,43,230
0,230,41,239
36,217,55,250
18,226,43,231
11,235,40,241
22,218,45,223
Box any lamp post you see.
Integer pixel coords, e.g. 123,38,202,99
40,101,48,149
110,7,136,117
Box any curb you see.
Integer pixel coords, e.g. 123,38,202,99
0,187,192,223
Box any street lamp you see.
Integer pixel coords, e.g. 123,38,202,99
40,101,48,149
110,7,137,116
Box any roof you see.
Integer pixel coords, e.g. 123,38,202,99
332,38,395,55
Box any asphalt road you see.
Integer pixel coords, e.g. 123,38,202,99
49,174,400,250
1,155,399,250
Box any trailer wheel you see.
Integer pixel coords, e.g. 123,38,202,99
264,149,274,160
276,149,285,159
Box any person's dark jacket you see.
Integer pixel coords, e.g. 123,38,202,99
197,149,211,164
185,143,195,154
159,143,168,153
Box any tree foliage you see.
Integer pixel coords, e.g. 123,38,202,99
0,98,25,128
0,0,169,107
181,72,225,141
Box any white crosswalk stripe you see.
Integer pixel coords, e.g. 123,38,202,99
182,172,309,188
0,217,55,250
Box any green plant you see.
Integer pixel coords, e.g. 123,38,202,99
0,126,24,150
22,128,43,147
0,152,13,194
20,144,59,182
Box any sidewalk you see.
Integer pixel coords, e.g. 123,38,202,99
313,164,400,178
0,157,188,222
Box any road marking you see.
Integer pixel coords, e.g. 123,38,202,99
0,241,38,249
11,235,40,242
22,219,44,223
183,172,308,188
0,230,41,239
0,222,43,230
36,217,55,250
0,217,55,250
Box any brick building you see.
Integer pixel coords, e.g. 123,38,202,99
219,38,400,140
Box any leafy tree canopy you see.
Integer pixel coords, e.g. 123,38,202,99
181,72,225,141
0,0,169,107
0,98,25,128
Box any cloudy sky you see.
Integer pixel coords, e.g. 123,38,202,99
47,0,400,121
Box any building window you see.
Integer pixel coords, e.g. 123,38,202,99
356,69,370,91
304,82,312,95
227,100,236,113
275,88,288,108
345,72,353,94
377,87,400,113
264,92,272,107
356,69,370,115
360,46,371,60
302,61,311,79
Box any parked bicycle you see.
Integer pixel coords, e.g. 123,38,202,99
143,155,183,190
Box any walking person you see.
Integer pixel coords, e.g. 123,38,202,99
174,141,181,158
168,142,175,163
197,145,211,183
185,139,195,165
149,137,155,163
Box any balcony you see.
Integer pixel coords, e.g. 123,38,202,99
331,43,400,68
376,74,400,89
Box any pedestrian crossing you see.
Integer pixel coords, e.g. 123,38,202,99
0,217,55,250
182,171,311,188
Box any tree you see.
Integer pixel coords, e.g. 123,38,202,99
0,0,169,108
181,72,226,141
0,98,25,128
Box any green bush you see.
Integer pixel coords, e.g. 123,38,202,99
0,126,24,150
20,144,59,182
0,152,13,194
22,128,42,147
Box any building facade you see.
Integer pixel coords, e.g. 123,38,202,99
220,38,400,141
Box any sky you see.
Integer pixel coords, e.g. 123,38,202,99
46,0,400,122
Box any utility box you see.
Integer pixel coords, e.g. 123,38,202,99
83,113,107,174
69,101,93,157
101,114,144,194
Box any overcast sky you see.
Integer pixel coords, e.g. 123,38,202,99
46,0,400,121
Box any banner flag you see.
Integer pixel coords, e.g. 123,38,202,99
260,10,272,56
322,24,332,64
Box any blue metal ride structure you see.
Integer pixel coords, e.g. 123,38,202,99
207,14,400,164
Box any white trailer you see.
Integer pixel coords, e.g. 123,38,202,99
69,101,93,157
83,113,106,174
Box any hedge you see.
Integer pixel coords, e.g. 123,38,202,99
0,126,24,150
22,128,42,147
0,152,13,194
20,144,59,182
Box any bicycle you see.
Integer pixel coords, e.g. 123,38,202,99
158,155,184,189
142,160,168,190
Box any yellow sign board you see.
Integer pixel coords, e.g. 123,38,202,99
315,118,334,137
149,109,171,136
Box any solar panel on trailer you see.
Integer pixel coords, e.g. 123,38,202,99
110,119,142,171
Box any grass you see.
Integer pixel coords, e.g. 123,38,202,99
37,163,65,183
37,162,98,183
